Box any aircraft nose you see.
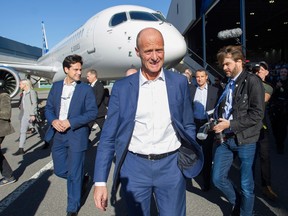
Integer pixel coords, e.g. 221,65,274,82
163,26,187,66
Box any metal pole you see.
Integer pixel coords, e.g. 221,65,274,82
240,0,246,56
202,14,207,68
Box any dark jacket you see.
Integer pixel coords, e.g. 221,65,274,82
190,84,221,115
0,92,15,137
218,71,265,145
92,81,107,118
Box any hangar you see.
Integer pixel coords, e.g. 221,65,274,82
167,0,288,78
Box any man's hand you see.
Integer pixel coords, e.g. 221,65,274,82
60,119,71,131
94,186,108,211
51,119,65,132
52,119,71,132
213,118,230,133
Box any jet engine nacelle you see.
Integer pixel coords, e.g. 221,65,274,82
0,66,20,98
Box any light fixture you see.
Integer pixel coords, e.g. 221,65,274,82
250,12,255,15
267,28,272,31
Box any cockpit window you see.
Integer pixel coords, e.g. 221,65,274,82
110,12,127,26
129,11,159,21
152,13,167,22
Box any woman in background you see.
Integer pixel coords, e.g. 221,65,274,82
13,79,37,156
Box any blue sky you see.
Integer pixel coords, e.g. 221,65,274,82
1,0,171,48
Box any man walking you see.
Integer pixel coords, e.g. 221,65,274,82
93,28,203,216
212,46,264,216
45,54,98,216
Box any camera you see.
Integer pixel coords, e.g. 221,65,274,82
197,119,224,142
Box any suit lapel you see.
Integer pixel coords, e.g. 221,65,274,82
164,71,176,114
128,73,139,113
68,82,81,117
55,82,64,117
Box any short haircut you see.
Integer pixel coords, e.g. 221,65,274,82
195,68,208,75
62,54,83,71
87,69,98,78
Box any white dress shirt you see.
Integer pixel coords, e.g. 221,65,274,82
193,83,208,120
128,70,181,155
59,79,76,120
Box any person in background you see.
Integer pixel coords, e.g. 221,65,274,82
212,45,264,216
86,69,107,130
45,55,98,216
252,62,278,201
190,69,220,191
212,76,224,91
0,80,16,186
13,79,37,156
269,66,288,154
93,27,203,216
184,68,193,84
125,67,138,76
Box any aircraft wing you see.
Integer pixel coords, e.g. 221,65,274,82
0,61,57,97
0,61,56,80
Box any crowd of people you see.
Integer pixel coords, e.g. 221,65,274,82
0,27,287,216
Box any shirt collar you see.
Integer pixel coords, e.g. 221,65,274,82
197,83,208,90
63,78,77,87
90,80,97,87
232,71,242,82
139,68,165,86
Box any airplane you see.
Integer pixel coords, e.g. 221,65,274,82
0,5,187,98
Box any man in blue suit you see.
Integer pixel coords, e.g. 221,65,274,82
45,55,98,216
93,28,203,216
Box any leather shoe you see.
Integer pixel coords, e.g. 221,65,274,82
66,212,78,216
12,148,24,156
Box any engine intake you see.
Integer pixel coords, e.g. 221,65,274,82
0,66,20,98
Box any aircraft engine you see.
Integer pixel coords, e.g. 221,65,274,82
0,66,20,98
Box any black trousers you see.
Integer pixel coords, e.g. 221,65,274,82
270,105,288,153
0,136,14,179
195,119,214,188
253,129,272,187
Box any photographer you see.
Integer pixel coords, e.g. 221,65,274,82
252,62,278,200
212,46,264,216
190,69,220,191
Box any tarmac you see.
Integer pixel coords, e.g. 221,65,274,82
0,90,287,216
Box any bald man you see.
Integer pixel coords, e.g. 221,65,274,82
125,68,137,76
93,28,202,216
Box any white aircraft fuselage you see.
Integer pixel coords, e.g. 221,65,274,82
0,5,187,97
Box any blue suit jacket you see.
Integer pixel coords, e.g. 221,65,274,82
44,80,98,152
93,70,203,189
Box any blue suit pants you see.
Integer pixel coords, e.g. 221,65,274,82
52,132,85,212
120,151,186,216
